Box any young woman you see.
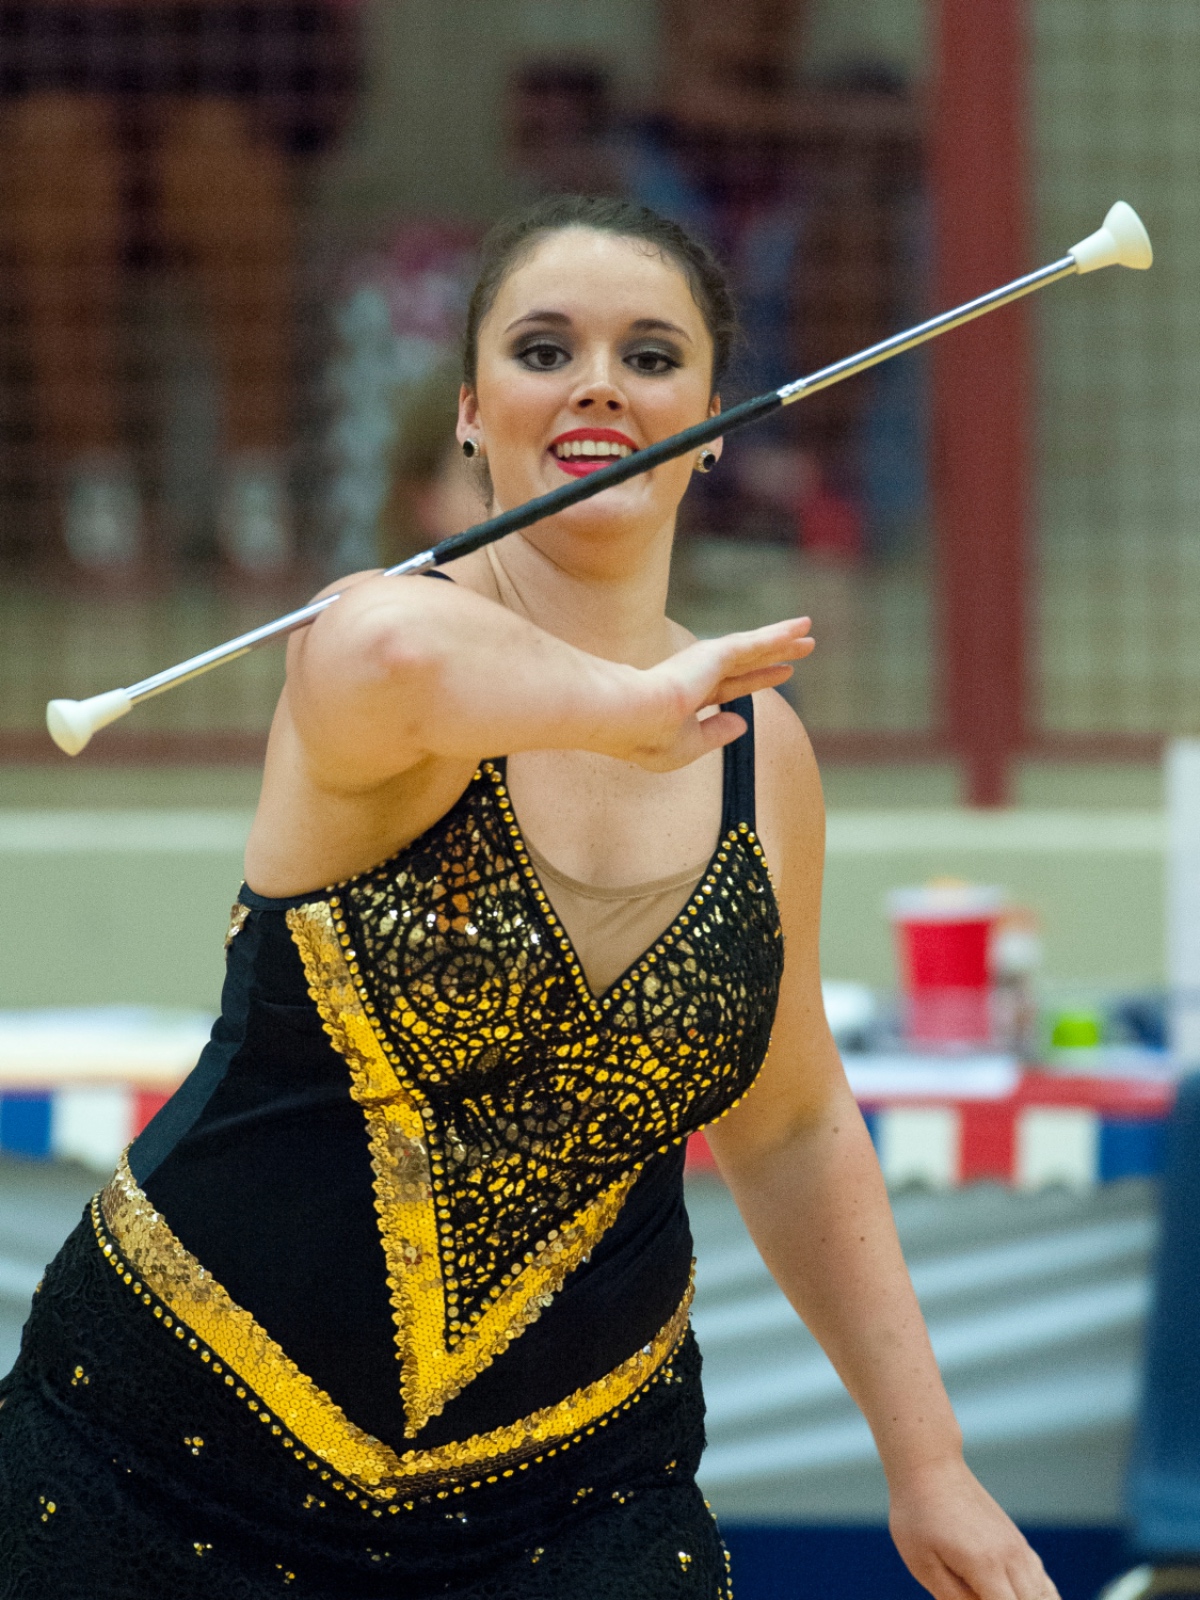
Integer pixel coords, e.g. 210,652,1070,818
0,196,1058,1600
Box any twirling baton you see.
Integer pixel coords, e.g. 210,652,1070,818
47,201,1152,756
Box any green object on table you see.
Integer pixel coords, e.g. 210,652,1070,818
1050,1010,1104,1049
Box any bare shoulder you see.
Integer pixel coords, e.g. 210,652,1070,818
752,687,820,799
282,568,383,656
751,688,825,881
310,567,383,605
284,568,459,679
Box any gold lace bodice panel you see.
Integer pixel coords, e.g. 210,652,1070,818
285,760,783,1422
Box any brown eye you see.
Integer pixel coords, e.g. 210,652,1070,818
517,341,570,371
626,348,680,375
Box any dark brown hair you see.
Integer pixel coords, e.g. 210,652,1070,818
462,194,737,391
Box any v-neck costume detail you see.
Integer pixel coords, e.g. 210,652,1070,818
491,758,737,1015
522,836,710,1001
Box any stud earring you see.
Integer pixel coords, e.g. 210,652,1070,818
462,438,481,459
695,448,717,474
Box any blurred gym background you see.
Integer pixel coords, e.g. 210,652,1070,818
1,3,1196,1597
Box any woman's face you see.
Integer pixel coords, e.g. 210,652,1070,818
461,228,719,560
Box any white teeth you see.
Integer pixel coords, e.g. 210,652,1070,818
552,440,632,459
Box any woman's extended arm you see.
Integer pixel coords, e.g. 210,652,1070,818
705,696,1058,1600
284,572,814,790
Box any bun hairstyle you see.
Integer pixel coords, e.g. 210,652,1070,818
462,194,737,392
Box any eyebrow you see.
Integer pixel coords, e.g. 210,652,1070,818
503,310,694,343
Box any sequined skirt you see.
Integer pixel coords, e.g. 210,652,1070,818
0,1212,731,1599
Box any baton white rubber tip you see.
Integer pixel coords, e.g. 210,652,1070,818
1070,201,1153,274
46,689,134,756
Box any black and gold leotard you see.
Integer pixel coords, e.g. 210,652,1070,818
0,702,783,1600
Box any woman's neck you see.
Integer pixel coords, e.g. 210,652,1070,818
460,524,679,669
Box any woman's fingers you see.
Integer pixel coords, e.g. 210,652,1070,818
900,1541,1016,1600
669,618,814,710
922,1555,985,1600
888,1465,1060,1600
1006,1545,1058,1600
623,615,815,771
624,708,746,771
710,660,803,703
691,708,748,756
902,1526,1057,1600
946,1551,1020,1600
713,618,813,680
953,1520,1056,1600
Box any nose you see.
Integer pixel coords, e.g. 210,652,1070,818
574,389,624,413
569,357,626,415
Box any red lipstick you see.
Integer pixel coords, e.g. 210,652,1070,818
548,426,639,478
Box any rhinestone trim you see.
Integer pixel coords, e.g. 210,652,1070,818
97,1166,692,1506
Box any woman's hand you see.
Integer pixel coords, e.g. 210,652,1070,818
889,1457,1060,1600
605,616,814,772
289,573,813,788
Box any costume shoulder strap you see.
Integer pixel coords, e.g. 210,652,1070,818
719,694,756,835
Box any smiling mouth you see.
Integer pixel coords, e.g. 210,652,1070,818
548,435,637,478
551,439,634,461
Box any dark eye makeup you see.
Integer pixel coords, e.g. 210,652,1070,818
624,344,682,375
515,339,571,371
512,337,683,376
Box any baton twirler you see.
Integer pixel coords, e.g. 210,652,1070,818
46,201,1153,756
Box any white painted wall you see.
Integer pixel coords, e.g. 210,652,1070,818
0,804,1166,1009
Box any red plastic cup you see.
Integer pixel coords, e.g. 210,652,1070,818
888,884,1006,1046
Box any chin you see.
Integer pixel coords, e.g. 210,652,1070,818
529,514,676,575
493,470,679,550
556,494,666,540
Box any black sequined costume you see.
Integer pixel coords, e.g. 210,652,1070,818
0,699,783,1599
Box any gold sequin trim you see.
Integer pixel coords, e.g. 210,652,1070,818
287,899,638,1436
95,1166,691,1503
224,902,250,950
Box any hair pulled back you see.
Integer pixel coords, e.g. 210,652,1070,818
462,194,737,392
